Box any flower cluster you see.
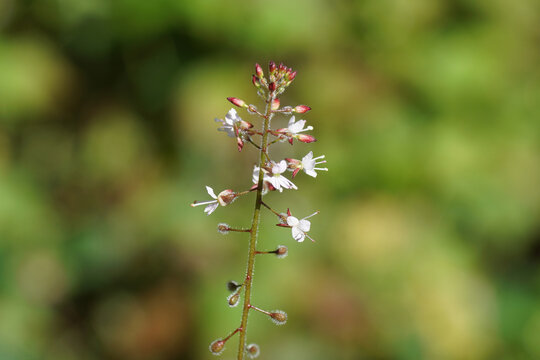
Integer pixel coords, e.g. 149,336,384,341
191,62,327,359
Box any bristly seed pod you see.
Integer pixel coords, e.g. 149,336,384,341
269,310,288,325
275,245,288,259
246,343,260,358
227,280,241,292
217,223,230,234
228,292,240,307
209,339,225,355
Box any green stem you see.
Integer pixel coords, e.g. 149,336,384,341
237,95,274,359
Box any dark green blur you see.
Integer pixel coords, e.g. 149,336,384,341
1,0,539,359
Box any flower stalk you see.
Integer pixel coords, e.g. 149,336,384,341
192,62,327,359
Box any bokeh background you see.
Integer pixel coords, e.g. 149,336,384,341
1,0,540,359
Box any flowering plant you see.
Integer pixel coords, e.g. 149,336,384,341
191,62,327,359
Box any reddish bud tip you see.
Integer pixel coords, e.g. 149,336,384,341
209,339,225,355
271,98,280,111
252,75,260,87
269,310,288,325
237,137,244,152
246,343,261,359
288,71,297,81
255,63,264,78
288,137,294,145
292,168,300,178
294,105,311,114
268,82,276,92
269,61,276,73
227,97,246,108
297,134,316,143
287,208,292,217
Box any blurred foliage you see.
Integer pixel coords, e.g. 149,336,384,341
1,0,540,359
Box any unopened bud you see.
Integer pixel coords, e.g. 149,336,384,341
269,310,287,325
217,223,230,234
288,71,297,81
237,137,244,152
271,98,280,111
246,343,260,358
268,82,276,92
269,61,276,74
227,280,240,292
293,105,311,114
297,134,316,143
227,97,247,108
255,63,264,78
217,189,236,206
209,339,225,355
252,75,260,88
227,293,240,307
275,245,288,259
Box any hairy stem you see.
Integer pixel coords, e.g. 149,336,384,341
237,95,274,359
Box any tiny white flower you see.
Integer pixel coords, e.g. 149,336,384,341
215,108,242,137
267,160,297,192
191,186,235,215
286,211,319,242
287,116,313,134
301,151,328,178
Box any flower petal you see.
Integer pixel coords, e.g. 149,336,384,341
206,186,217,199
204,203,219,215
291,227,305,242
299,219,311,232
287,216,299,227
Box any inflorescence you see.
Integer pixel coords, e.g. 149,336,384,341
191,61,327,359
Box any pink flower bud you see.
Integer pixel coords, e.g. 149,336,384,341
237,137,244,152
271,98,280,111
239,120,253,130
252,75,260,88
217,189,236,206
288,71,297,81
297,134,316,143
227,97,246,108
255,63,264,78
269,61,276,74
294,105,311,114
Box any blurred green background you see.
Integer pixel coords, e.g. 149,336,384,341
1,0,540,359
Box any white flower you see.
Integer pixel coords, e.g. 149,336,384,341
267,160,297,192
286,116,313,134
215,108,242,137
301,151,328,177
191,186,235,215
286,211,319,242
253,162,297,193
